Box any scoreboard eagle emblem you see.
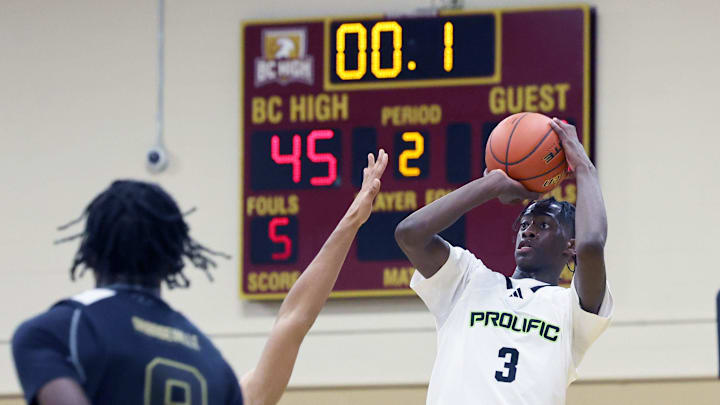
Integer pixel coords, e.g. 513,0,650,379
254,27,314,87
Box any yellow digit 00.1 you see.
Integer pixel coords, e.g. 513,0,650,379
398,131,424,177
336,23,367,80
444,22,454,72
371,21,402,79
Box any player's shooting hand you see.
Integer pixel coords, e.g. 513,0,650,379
549,118,593,172
484,168,541,205
346,149,388,226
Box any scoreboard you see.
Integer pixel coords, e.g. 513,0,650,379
241,5,594,299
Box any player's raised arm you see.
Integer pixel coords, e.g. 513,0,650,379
550,118,607,314
240,150,388,405
395,170,540,278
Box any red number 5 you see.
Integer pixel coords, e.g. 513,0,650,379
307,129,337,186
268,217,292,260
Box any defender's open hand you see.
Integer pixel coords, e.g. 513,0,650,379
550,118,592,172
346,149,388,225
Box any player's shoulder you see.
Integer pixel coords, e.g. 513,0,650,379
447,245,507,290
12,301,78,350
459,246,505,273
521,281,574,314
13,289,117,346
539,282,574,302
449,245,493,274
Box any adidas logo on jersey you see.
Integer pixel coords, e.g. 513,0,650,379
509,288,523,299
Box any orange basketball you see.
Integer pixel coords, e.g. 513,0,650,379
485,112,567,193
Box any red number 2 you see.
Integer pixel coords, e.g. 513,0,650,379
271,134,301,183
307,129,337,186
268,217,292,260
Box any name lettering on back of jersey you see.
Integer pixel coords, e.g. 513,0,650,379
132,316,200,351
469,311,560,342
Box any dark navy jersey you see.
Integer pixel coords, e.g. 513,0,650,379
12,285,243,405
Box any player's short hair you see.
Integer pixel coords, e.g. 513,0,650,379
58,180,224,288
513,197,575,238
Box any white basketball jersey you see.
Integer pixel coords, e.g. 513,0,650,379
411,246,613,405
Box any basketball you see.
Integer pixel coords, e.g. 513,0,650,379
485,112,568,193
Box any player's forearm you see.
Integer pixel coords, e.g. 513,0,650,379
275,213,360,335
573,163,607,250
572,163,608,313
396,175,501,248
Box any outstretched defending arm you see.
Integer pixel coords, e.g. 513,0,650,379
395,169,540,279
550,118,607,314
240,150,388,405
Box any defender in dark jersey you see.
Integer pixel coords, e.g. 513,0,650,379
12,150,388,405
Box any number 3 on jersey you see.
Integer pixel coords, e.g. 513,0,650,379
495,347,519,383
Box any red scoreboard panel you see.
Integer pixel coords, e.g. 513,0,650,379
241,5,594,299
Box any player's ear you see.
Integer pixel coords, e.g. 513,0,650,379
563,238,576,259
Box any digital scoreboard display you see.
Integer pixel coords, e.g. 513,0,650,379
327,15,498,86
241,5,594,299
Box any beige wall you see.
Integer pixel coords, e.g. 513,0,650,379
1,0,719,400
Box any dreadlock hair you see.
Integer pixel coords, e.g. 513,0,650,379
513,197,577,272
56,180,228,289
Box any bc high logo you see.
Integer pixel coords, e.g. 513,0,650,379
255,28,314,87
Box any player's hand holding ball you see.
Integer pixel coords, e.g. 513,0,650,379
346,149,388,226
549,117,592,173
484,168,541,205
485,112,569,192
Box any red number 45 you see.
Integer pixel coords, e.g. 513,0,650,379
271,130,337,186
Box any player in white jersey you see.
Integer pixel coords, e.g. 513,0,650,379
395,119,613,405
